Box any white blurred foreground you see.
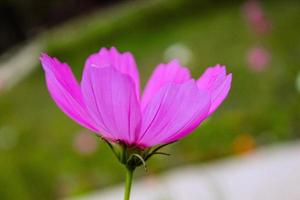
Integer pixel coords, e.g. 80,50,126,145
70,141,300,200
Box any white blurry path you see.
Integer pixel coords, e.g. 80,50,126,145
0,39,44,92
70,141,300,200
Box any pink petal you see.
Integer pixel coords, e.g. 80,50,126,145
137,80,210,147
81,66,141,144
197,65,232,115
40,53,97,132
83,47,140,98
142,59,191,109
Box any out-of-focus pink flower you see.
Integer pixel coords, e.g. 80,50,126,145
247,46,270,72
73,131,98,155
40,47,232,148
242,0,271,35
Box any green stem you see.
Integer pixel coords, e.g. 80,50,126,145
124,167,134,200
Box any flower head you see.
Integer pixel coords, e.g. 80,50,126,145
40,47,231,158
247,46,270,72
242,0,271,35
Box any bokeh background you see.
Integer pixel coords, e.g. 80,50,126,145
0,0,299,199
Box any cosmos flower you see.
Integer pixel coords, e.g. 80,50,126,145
40,47,232,148
242,0,271,35
73,131,98,155
41,47,232,199
247,46,270,72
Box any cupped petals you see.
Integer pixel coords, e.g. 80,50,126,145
83,47,140,98
142,59,191,109
197,65,232,115
40,53,97,132
137,80,210,147
81,66,142,144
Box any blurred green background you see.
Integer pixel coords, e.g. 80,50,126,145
0,0,299,199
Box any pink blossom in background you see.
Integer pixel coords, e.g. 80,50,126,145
247,46,270,72
242,0,271,35
40,47,232,148
73,131,98,155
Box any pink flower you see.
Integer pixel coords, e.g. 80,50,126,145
73,131,98,155
242,0,271,35
40,47,232,148
247,46,270,72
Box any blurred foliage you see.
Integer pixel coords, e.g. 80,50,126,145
0,0,300,199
